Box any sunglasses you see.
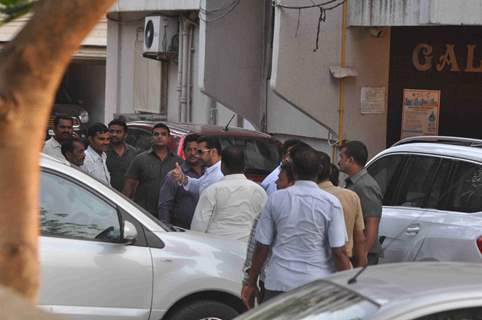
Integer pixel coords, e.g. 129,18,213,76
197,148,211,155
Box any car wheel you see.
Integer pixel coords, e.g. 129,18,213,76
166,300,239,320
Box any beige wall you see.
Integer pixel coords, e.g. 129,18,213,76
269,5,391,158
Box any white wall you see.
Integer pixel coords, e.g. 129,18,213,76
269,5,391,158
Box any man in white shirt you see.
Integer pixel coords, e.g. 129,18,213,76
81,123,111,185
191,145,267,241
242,144,351,306
171,136,224,195
43,115,73,162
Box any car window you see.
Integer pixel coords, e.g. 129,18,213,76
40,171,121,241
125,127,140,146
367,154,404,204
415,307,482,320
394,155,439,207
445,161,482,213
424,159,452,209
236,280,379,320
218,137,280,174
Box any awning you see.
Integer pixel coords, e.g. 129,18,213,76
0,15,107,60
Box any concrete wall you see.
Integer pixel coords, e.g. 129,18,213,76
106,16,237,126
269,4,391,158
350,0,482,26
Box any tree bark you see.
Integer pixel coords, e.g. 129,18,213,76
0,0,115,302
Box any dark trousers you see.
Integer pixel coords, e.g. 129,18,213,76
368,253,379,265
262,289,285,303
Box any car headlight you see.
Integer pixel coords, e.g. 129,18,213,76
79,111,89,124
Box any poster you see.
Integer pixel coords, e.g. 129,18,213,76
361,87,386,114
401,89,440,139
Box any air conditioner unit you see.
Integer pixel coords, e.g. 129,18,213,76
143,15,178,56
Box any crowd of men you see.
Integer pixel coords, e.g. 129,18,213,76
43,114,383,309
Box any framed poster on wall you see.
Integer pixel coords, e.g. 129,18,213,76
401,89,441,139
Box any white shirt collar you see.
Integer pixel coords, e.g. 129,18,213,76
86,145,106,161
206,160,221,174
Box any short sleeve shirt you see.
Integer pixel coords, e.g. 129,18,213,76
255,180,347,292
126,149,182,215
319,181,364,257
106,143,138,192
345,169,382,254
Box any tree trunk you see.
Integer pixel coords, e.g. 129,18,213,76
0,0,115,302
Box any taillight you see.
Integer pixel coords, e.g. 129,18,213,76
477,236,482,254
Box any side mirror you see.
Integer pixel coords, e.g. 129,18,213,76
123,221,138,245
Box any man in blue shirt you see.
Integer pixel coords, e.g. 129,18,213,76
242,144,351,306
260,139,307,195
158,134,204,228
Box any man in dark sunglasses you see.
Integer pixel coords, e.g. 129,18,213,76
171,136,224,196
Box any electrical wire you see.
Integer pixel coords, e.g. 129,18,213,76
273,0,345,51
273,0,339,10
199,0,241,23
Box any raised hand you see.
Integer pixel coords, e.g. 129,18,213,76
170,162,185,184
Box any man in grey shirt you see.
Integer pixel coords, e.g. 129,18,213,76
338,140,383,265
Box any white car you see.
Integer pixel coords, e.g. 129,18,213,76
366,136,482,263
38,154,245,320
235,262,482,320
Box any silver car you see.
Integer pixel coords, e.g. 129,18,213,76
366,136,482,263
38,155,245,320
235,262,482,320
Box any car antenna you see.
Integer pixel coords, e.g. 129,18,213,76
347,265,368,285
224,114,236,131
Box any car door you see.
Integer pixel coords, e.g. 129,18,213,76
38,169,153,320
372,155,450,262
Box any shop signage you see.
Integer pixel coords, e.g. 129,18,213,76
401,89,440,139
412,43,482,72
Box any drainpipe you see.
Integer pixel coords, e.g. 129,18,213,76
180,18,190,123
333,0,348,161
186,22,194,122
177,17,185,122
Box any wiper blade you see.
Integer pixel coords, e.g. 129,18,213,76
347,265,368,285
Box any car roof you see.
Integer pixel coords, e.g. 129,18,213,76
127,120,274,139
371,141,482,164
326,262,482,306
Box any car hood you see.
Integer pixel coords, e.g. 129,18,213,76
154,229,247,259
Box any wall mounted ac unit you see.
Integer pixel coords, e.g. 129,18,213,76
143,15,178,58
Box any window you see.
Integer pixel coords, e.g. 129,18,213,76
415,307,482,320
446,161,482,213
424,159,452,209
367,154,404,203
218,137,280,174
40,171,121,241
394,156,439,207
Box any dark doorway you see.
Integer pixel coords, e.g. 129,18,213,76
387,26,482,146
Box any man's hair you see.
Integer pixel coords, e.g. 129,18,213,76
291,144,321,180
87,123,109,138
108,118,127,132
152,122,170,135
53,114,73,128
282,139,304,156
197,136,222,155
329,164,340,186
221,145,245,173
317,151,332,182
61,137,84,157
288,140,311,160
341,140,369,166
184,134,201,150
280,162,295,183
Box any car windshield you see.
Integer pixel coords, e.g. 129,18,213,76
218,136,280,174
236,280,379,320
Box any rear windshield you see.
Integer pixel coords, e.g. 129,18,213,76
237,280,379,320
217,136,280,174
